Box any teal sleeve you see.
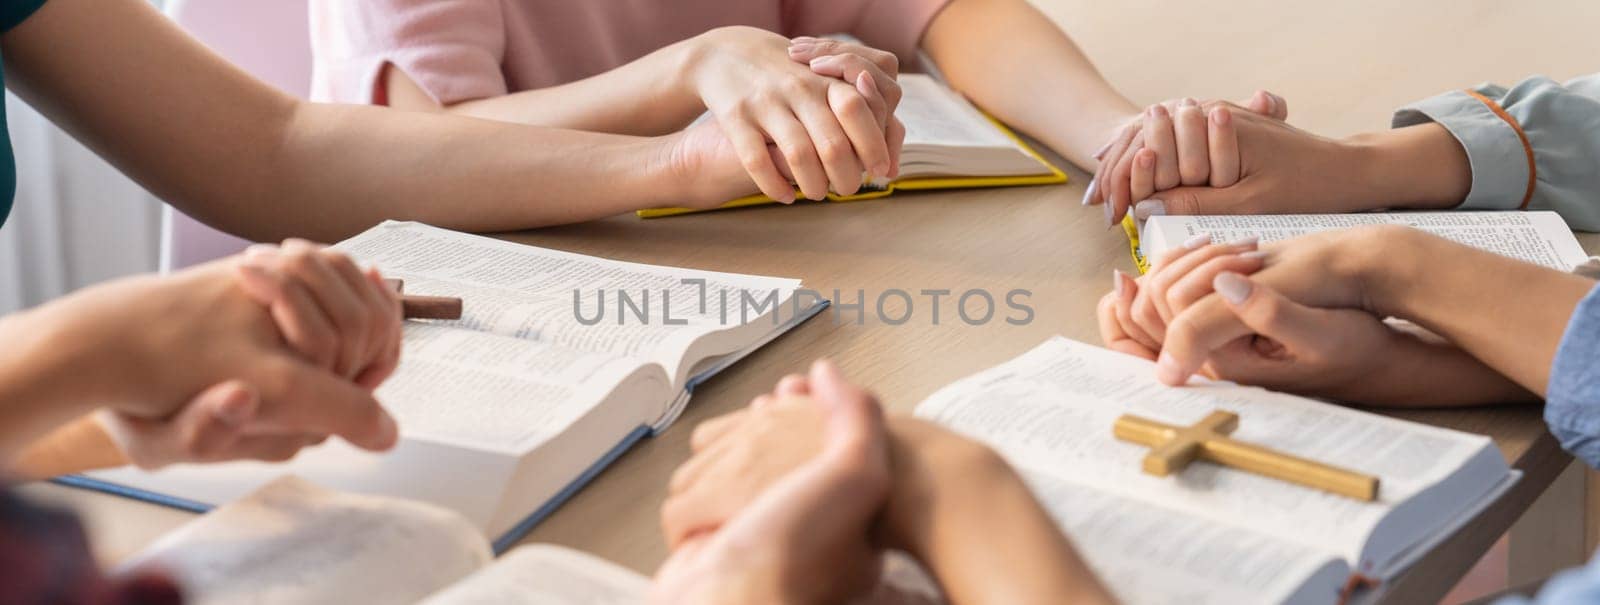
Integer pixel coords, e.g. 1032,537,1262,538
0,0,45,33
1391,74,1600,232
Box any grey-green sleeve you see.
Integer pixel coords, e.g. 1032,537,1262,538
1392,74,1600,231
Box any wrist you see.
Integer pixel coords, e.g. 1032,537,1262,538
1347,225,1436,320
671,35,713,107
880,418,1020,556
1343,124,1471,210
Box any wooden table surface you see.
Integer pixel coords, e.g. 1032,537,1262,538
27,0,1600,602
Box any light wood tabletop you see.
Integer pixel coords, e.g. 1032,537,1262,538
26,0,1600,602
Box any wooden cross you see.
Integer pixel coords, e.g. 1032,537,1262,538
383,278,464,320
1113,410,1379,501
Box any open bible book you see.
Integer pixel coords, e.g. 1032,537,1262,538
1128,210,1589,273
122,477,649,605
127,476,943,605
638,74,1066,218
68,221,827,550
914,337,1517,605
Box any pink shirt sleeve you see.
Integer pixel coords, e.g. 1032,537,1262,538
785,0,953,66
310,0,508,105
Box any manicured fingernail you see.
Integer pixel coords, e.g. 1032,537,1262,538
1134,199,1166,220
1261,91,1278,114
1155,351,1185,384
1240,250,1269,261
791,36,819,44
1151,104,1170,119
1211,106,1231,125
1231,235,1260,248
1183,233,1212,249
1092,139,1113,160
1113,269,1125,297
1180,97,1198,108
1214,272,1252,305
809,56,837,68
1081,179,1098,205
1104,197,1115,227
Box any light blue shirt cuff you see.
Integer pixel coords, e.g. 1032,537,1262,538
1495,548,1600,604
1546,284,1600,469
1393,89,1530,210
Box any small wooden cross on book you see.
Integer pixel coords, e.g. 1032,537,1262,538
383,278,463,320
1113,410,1379,501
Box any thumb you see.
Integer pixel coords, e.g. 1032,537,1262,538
1241,89,1289,120
250,358,399,451
1139,186,1235,218
808,359,887,466
1212,272,1330,349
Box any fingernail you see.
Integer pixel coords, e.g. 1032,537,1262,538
1133,199,1166,220
1211,106,1231,125
212,387,256,426
1155,351,1185,384
1231,235,1260,248
1214,272,1252,305
1104,197,1115,227
1092,139,1113,160
809,56,837,68
791,36,819,44
1081,179,1098,206
1152,104,1170,119
788,42,814,56
1240,250,1269,261
1180,97,1198,108
244,243,278,259
1113,269,1125,297
1183,233,1212,249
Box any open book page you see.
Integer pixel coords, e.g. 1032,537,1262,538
419,544,647,604
1024,472,1343,605
378,323,661,453
336,222,801,386
894,75,1048,179
898,75,1015,149
913,337,1501,571
1143,211,1588,270
119,476,490,605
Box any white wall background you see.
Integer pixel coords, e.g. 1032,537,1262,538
0,0,169,314
0,95,165,313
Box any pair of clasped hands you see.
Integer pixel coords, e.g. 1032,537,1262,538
674,33,911,207
1082,92,1480,403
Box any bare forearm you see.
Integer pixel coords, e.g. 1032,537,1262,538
885,420,1115,605
1356,328,1537,407
402,43,705,135
1347,123,1472,210
10,416,125,479
0,309,103,457
2,0,694,243
923,0,1138,170
1367,230,1593,395
260,102,683,241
